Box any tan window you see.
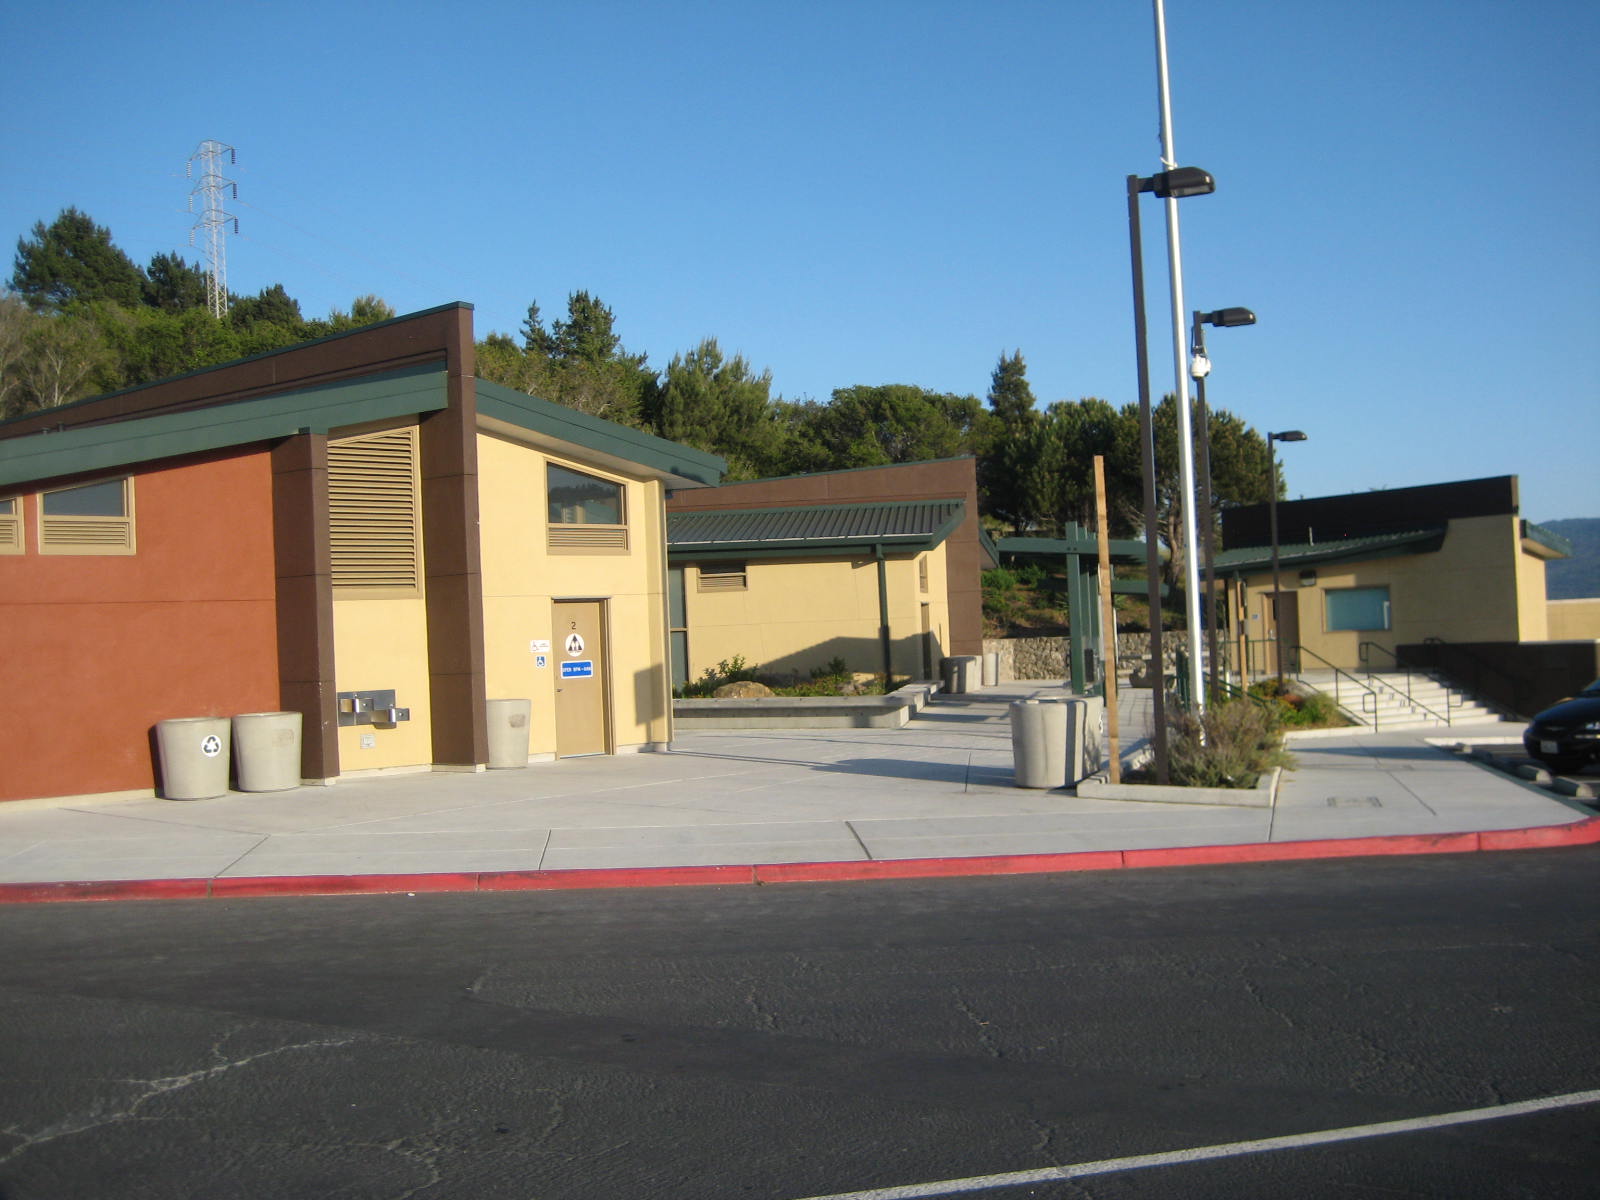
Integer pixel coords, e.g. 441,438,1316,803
697,563,747,592
547,462,628,552
328,425,421,592
918,555,929,593
38,478,135,555
0,496,20,554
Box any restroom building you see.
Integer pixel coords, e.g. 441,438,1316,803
0,304,723,803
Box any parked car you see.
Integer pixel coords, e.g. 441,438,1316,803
1523,679,1600,773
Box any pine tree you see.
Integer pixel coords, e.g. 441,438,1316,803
11,208,146,312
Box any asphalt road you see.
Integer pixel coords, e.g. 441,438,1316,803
1,848,1597,1199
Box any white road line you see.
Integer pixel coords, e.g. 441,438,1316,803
790,1088,1600,1200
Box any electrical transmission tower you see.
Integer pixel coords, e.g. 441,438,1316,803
186,140,238,318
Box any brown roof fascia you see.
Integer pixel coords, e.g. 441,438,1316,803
0,302,475,440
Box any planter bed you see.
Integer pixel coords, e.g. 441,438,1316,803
673,682,940,730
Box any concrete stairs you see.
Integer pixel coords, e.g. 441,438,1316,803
1296,668,1502,730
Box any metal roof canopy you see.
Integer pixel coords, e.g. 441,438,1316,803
1213,527,1447,576
668,498,966,559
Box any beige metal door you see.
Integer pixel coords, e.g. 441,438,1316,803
554,600,610,757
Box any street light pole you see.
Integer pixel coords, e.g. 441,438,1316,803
1190,307,1256,702
1267,429,1307,687
1151,0,1206,719
1127,166,1215,783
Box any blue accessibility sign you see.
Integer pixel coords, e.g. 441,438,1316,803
560,660,595,679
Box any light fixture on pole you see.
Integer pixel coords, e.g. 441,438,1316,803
1267,429,1308,687
1127,165,1215,783
1191,306,1256,703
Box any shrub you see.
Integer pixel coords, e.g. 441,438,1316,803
1246,680,1349,728
1166,698,1295,788
677,654,761,698
981,567,1020,593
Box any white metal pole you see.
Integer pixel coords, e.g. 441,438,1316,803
1152,0,1207,713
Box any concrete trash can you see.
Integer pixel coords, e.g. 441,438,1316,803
982,651,1000,687
156,716,231,800
941,655,981,694
1010,699,1069,789
487,698,532,769
233,711,302,792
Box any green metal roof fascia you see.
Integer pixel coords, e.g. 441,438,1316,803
476,380,724,487
998,534,1154,560
0,364,448,490
977,525,1001,570
0,303,472,436
1213,528,1446,576
669,542,932,562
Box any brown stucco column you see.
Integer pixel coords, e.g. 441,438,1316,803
271,432,340,781
419,307,488,767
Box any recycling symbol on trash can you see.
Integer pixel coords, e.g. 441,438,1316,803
201,734,223,758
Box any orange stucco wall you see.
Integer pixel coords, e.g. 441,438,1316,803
0,450,280,801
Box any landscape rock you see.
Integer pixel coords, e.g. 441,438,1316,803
714,680,775,699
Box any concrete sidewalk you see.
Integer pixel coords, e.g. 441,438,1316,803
0,683,1595,901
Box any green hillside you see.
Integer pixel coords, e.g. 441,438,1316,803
1543,517,1600,599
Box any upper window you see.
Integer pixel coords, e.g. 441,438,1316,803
0,496,20,554
1326,586,1390,632
38,478,135,555
547,464,623,524
547,463,628,552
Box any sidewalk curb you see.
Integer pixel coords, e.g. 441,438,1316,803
3,817,1598,905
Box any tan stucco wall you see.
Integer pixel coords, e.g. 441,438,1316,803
332,594,434,771
1548,598,1600,640
1239,514,1539,672
477,432,671,755
683,545,950,682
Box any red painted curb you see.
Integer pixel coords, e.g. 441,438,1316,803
478,865,755,891
209,872,482,898
0,878,212,904
1,817,1595,905
755,850,1126,883
1479,820,1600,851
1122,831,1483,869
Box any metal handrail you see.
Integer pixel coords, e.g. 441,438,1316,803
1290,644,1381,728
1421,636,1524,717
1358,641,1453,726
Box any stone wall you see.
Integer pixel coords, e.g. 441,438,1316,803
985,633,1194,682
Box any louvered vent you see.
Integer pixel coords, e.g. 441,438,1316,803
0,514,20,553
548,524,629,551
40,518,132,550
697,565,746,591
328,426,421,590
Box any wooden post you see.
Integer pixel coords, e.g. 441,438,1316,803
1094,456,1121,782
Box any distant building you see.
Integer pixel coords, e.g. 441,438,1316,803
1216,475,1595,711
665,458,993,687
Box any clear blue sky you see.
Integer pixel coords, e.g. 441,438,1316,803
3,1,1595,521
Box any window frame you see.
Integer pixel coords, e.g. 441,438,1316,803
36,476,136,556
545,461,629,554
1325,585,1392,632
0,495,21,555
